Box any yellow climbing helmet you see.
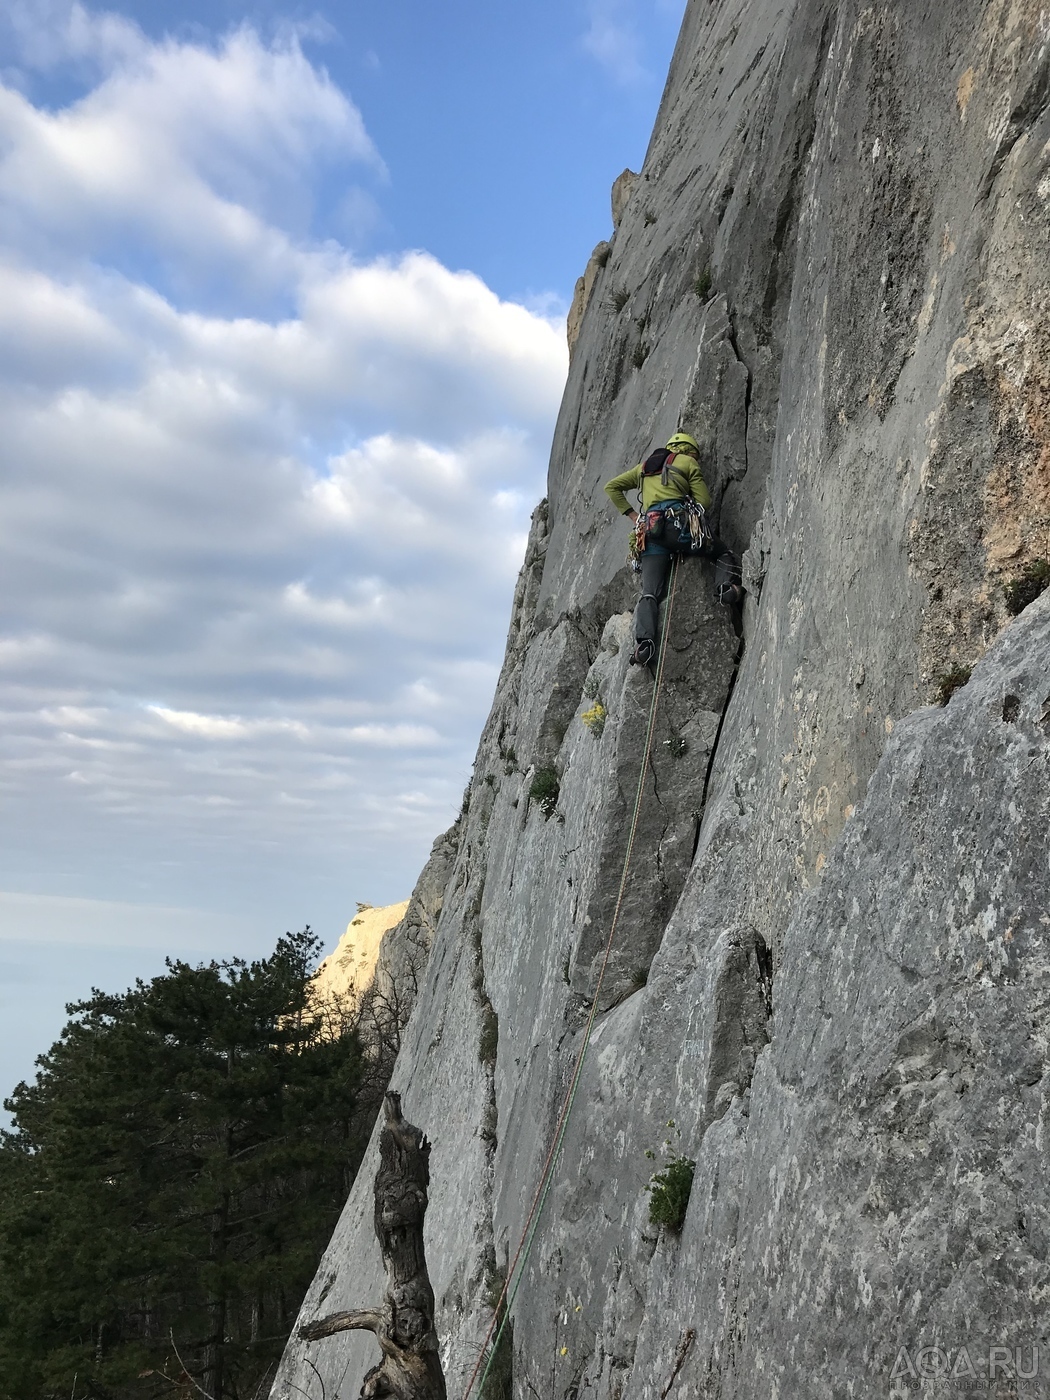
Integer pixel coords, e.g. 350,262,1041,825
666,431,700,457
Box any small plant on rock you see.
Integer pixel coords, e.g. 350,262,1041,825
528,766,560,819
1004,559,1050,616
609,286,630,313
479,1001,499,1066
581,701,607,739
936,664,972,706
645,1120,696,1233
693,266,713,300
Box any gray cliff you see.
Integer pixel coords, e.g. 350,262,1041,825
274,2,1050,1396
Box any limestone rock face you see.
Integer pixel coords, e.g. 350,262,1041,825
611,167,638,229
274,2,1050,1397
566,239,611,355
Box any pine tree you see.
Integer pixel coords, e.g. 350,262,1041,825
0,929,367,1400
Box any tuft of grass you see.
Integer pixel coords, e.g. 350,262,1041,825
936,664,972,706
528,767,560,819
1004,560,1050,616
499,742,518,775
631,341,650,370
595,244,611,269
581,701,607,739
693,266,712,300
582,674,601,700
609,287,630,313
643,209,657,226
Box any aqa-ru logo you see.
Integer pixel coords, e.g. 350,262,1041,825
891,1344,1040,1384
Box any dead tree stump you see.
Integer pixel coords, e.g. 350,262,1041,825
299,1092,446,1400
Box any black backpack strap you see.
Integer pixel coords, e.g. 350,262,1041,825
642,447,671,476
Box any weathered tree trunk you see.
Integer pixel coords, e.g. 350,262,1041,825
299,1092,446,1400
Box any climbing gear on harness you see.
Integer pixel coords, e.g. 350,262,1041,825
628,512,646,568
631,499,710,563
660,499,711,554
462,562,683,1400
630,637,656,667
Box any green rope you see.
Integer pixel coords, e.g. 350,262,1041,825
466,557,681,1400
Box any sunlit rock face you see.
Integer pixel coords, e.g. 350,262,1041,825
273,2,1050,1396
311,902,409,1015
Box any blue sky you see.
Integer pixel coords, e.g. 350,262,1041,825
0,0,685,1112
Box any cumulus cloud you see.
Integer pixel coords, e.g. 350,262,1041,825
0,3,382,308
0,4,567,943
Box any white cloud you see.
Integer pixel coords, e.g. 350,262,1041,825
0,4,568,948
2,0,145,75
582,0,648,85
0,6,381,305
148,707,310,741
0,888,243,949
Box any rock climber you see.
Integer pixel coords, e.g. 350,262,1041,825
604,431,743,667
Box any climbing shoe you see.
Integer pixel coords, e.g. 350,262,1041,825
718,582,745,607
630,638,657,667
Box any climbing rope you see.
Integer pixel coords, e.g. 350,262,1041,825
463,557,683,1400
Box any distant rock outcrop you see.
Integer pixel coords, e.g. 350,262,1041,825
610,167,638,228
311,901,408,1019
566,238,611,355
276,3,1050,1397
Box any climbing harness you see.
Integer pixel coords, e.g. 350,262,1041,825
463,558,683,1400
629,497,710,569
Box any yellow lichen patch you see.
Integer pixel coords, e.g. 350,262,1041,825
956,66,975,121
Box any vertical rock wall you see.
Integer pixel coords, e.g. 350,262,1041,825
273,2,1050,1396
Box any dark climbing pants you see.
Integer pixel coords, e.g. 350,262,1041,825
634,538,741,644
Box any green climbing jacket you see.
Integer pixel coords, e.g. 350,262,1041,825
604,454,713,516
